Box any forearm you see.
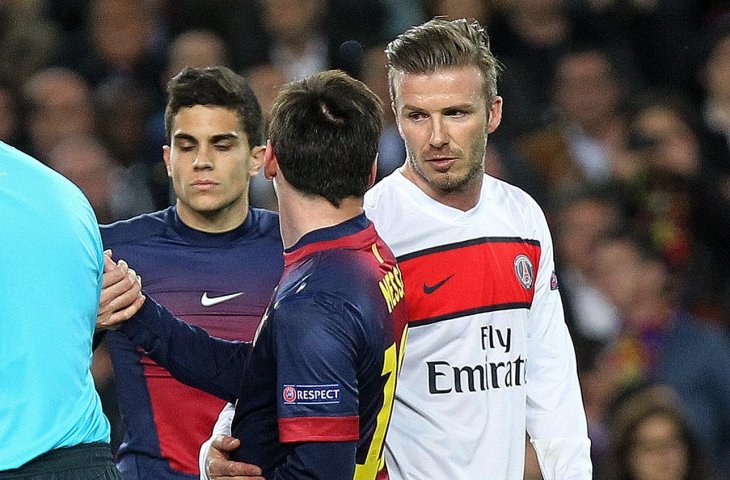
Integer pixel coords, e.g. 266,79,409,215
272,442,356,480
118,296,249,403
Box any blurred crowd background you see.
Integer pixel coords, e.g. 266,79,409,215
3,0,730,479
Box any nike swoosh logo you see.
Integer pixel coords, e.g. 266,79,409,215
423,274,454,294
201,291,244,307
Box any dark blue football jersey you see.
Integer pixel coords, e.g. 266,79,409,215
100,206,283,480
229,213,408,479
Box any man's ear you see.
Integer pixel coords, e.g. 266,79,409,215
487,96,503,134
162,145,172,177
249,145,266,177
263,140,278,180
368,156,378,189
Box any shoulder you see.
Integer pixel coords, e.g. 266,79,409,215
100,208,169,246
248,207,281,241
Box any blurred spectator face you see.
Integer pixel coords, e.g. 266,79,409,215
592,238,643,314
555,51,620,129
47,136,116,222
631,105,700,177
361,46,391,122
94,77,153,166
24,68,95,159
629,413,689,480
260,0,325,44
165,30,227,83
556,197,619,273
245,64,288,125
703,35,730,101
90,0,152,69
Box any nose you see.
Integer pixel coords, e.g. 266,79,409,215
429,116,449,149
192,145,213,170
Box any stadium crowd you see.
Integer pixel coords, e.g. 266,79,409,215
2,0,730,478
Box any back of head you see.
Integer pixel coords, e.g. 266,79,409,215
268,69,383,207
164,66,264,147
385,17,501,102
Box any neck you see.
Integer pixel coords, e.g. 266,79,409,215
176,199,248,233
277,190,364,249
401,165,483,212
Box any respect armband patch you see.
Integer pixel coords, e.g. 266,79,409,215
282,384,342,405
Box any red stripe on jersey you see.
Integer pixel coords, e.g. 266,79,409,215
142,358,226,475
398,238,540,325
278,416,360,443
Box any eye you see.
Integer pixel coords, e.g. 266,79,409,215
179,143,195,152
214,143,233,151
407,111,427,121
444,109,467,118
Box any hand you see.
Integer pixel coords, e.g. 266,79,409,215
206,435,264,479
97,250,145,330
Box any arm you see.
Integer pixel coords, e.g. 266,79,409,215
97,253,250,402
268,295,361,479
526,209,592,480
118,297,250,403
200,403,264,480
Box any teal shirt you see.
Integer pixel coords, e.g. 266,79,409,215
0,142,110,469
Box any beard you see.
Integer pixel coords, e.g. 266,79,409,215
405,134,487,193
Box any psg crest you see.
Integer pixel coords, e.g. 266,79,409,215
513,255,534,290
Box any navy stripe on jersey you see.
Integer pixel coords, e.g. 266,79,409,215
100,206,283,479
398,237,541,326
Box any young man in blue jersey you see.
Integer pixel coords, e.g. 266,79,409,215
98,66,284,480
100,69,408,479
0,141,126,479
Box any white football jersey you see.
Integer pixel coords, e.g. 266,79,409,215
364,170,592,480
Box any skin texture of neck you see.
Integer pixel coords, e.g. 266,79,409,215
401,162,483,212
176,196,249,233
276,185,364,249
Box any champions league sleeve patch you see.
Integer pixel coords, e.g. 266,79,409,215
282,384,342,405
550,271,559,290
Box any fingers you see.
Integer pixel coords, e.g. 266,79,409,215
212,435,240,452
97,258,145,330
206,436,264,479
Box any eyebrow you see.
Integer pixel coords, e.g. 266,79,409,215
401,103,476,112
172,132,241,143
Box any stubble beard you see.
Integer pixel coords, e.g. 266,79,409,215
406,136,486,194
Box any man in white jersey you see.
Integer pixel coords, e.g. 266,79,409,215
106,17,592,480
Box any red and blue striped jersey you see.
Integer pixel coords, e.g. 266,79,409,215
100,206,283,480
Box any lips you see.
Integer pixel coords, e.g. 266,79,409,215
426,156,457,172
191,180,218,190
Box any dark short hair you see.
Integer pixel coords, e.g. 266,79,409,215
268,70,383,207
385,17,501,103
164,66,264,147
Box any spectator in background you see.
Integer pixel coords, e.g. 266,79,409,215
698,22,730,187
591,231,730,476
0,0,59,90
551,183,625,356
621,90,730,323
607,384,719,480
65,0,166,93
22,67,96,163
488,0,626,139
93,77,157,213
244,62,289,211
360,44,405,181
518,46,633,192
46,135,154,223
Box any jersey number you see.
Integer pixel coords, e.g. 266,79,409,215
354,343,397,479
